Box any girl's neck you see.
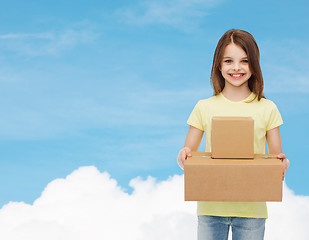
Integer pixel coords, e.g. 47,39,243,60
221,85,252,102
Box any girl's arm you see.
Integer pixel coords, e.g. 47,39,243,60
177,126,204,169
266,126,290,180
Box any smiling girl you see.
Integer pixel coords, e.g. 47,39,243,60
177,29,290,240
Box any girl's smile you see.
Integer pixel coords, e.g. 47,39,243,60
228,73,245,79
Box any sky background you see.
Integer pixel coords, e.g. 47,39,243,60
0,0,308,225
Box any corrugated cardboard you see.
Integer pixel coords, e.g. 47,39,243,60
184,152,282,201
211,117,254,159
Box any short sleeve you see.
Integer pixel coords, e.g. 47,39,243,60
187,101,204,131
266,102,283,131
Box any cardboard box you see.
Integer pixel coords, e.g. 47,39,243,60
211,117,254,159
184,152,282,201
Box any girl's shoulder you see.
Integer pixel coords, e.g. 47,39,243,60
256,97,278,107
255,97,281,114
192,95,222,115
196,95,220,105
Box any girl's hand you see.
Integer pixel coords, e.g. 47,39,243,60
177,147,192,170
277,153,290,181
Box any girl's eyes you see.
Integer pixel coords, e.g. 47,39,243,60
223,59,249,63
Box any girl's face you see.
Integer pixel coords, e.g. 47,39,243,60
220,43,252,88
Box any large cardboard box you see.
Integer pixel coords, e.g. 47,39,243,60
211,117,254,159
184,152,283,201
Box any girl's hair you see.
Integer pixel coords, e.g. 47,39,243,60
211,29,265,101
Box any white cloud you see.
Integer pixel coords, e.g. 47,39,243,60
0,33,53,40
118,0,220,31
0,25,97,56
0,166,196,240
0,166,308,240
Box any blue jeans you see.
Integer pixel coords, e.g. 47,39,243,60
198,215,265,240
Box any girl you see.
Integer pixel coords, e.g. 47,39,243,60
177,29,290,240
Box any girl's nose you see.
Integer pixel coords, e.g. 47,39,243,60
233,63,240,70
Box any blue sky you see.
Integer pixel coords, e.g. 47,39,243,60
0,0,308,207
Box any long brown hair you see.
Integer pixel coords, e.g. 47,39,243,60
211,29,265,101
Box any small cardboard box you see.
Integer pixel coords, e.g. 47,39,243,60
184,152,282,201
211,117,254,159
